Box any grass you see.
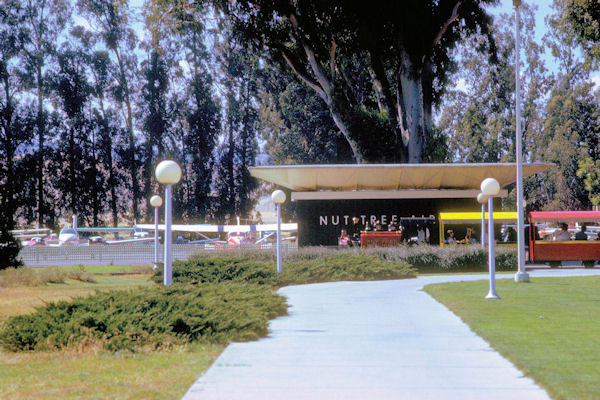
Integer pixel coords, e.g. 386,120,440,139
424,276,600,400
0,343,224,400
0,266,223,399
0,274,152,321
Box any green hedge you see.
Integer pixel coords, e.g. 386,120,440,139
181,245,517,273
0,283,287,352
152,254,417,286
151,256,278,285
362,245,517,272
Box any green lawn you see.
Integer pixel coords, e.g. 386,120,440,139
424,276,600,400
0,266,223,399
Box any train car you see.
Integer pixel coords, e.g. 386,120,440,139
528,211,600,268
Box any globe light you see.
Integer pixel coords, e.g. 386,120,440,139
477,193,489,204
481,178,500,196
271,190,286,204
155,160,182,185
150,195,163,208
481,178,500,299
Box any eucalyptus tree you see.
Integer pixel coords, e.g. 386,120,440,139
140,48,171,220
216,0,497,163
51,38,93,218
561,0,600,207
143,0,221,222
439,4,549,166
564,0,600,68
212,29,259,222
20,0,70,226
0,0,31,229
88,48,124,227
259,66,354,165
529,0,600,210
77,0,142,221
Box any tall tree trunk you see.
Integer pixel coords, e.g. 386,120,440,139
398,55,425,163
2,78,16,229
36,61,45,227
115,50,139,221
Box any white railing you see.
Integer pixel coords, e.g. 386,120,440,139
20,243,298,267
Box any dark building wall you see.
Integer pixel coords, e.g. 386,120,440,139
295,197,502,246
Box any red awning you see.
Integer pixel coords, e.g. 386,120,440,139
529,211,600,222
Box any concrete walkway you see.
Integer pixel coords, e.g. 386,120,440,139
183,269,600,400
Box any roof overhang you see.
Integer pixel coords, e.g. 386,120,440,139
250,163,553,192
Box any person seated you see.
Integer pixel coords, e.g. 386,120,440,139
503,227,517,242
457,227,475,244
553,223,571,241
575,224,588,241
374,220,384,231
364,222,373,232
388,221,398,232
445,229,456,244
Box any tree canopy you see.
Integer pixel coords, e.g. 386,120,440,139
218,0,498,163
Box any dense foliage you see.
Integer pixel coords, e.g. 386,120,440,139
217,0,497,163
0,283,287,352
3,0,600,229
151,254,417,286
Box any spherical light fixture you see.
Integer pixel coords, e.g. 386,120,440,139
155,160,182,185
481,178,500,197
271,190,286,204
150,195,163,208
477,192,489,204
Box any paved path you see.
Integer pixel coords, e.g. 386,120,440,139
183,269,600,400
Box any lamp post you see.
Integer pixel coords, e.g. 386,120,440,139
155,160,182,286
481,178,500,299
271,190,286,274
477,193,488,249
150,195,163,270
514,0,529,283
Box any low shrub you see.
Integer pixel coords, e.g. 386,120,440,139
279,254,416,285
362,244,517,272
0,283,287,352
0,267,39,287
186,245,517,273
151,256,278,285
154,254,416,286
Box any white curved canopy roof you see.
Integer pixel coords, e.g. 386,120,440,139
249,163,553,191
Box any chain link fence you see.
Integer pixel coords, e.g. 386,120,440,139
20,242,298,267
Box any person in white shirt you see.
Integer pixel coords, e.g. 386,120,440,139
553,223,571,241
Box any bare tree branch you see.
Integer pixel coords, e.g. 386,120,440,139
330,36,337,83
432,2,462,48
279,48,327,100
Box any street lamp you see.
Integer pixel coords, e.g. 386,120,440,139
150,195,163,270
272,190,286,274
155,160,182,286
477,192,488,249
481,178,500,299
513,0,529,283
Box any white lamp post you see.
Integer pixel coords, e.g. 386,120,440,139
477,193,489,249
155,160,182,286
272,190,286,274
481,178,500,299
514,0,529,283
150,195,163,270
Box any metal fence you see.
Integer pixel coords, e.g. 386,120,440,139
20,242,298,267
